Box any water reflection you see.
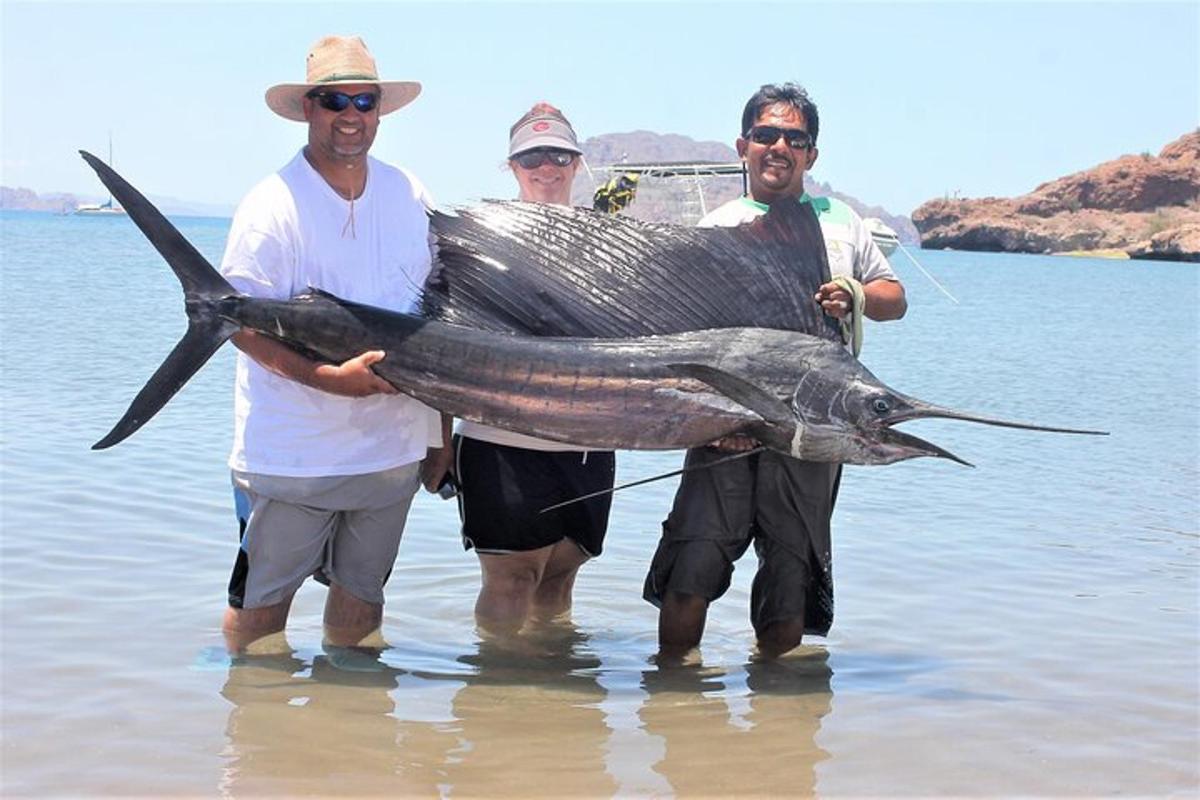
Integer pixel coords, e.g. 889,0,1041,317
639,649,833,797
435,625,617,796
218,624,616,796
218,642,457,795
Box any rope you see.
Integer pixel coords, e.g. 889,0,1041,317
830,275,865,357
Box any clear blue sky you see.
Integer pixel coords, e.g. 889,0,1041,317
3,1,1197,216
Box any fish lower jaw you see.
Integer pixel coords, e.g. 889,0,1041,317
786,424,861,463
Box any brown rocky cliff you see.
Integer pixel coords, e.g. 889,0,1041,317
911,131,1200,261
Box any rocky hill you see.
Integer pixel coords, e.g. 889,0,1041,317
1,186,81,213
911,131,1200,261
1,185,234,218
570,130,918,242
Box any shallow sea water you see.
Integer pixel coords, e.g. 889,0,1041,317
1,209,1197,797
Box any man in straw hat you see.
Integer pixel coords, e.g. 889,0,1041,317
218,35,443,654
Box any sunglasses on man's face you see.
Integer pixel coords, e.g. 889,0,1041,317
512,149,576,169
746,126,813,150
307,91,379,113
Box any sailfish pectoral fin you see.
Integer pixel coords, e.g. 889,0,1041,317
667,363,794,425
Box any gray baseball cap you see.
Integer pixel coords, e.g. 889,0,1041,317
508,111,583,157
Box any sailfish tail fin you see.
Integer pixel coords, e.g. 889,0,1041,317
91,316,239,450
80,151,241,450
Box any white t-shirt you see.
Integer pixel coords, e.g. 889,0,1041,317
458,420,585,452
699,194,898,286
219,149,441,477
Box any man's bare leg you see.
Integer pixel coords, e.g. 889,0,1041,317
323,583,383,647
475,546,555,635
531,539,589,621
657,590,709,661
223,596,294,654
756,616,805,660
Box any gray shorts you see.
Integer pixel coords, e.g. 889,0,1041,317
642,448,840,636
228,463,421,609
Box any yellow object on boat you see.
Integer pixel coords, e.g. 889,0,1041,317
1053,249,1130,260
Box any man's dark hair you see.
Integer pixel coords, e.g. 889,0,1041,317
740,83,819,145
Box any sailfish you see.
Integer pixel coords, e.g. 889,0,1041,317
80,151,1104,465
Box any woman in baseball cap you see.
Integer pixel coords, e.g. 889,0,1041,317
436,102,615,636
504,103,585,205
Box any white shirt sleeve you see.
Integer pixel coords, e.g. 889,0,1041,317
403,167,436,212
849,213,898,284
219,179,297,299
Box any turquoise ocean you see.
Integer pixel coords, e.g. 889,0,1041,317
2,209,1197,797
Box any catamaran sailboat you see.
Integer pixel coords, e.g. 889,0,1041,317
76,135,126,216
75,197,125,216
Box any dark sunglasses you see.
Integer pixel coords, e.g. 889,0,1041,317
307,90,379,113
746,126,813,150
512,148,576,169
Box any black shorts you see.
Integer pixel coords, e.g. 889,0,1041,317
455,436,616,556
642,447,841,636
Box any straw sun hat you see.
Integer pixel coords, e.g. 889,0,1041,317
265,35,421,122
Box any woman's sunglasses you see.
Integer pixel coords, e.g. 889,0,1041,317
746,126,813,150
307,91,379,113
512,149,577,169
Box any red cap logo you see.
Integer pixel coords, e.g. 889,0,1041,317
532,121,550,132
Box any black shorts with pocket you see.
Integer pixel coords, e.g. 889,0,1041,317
455,435,616,556
642,447,841,636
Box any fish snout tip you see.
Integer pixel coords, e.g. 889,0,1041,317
932,446,974,468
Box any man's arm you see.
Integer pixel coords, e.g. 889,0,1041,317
862,277,907,320
231,330,398,397
815,277,907,321
420,413,456,492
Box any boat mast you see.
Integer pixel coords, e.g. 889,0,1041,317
104,131,114,209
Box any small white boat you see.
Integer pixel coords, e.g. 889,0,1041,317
77,133,126,216
864,217,899,256
75,198,125,216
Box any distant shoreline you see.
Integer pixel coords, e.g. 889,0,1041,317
1,185,235,219
0,206,232,222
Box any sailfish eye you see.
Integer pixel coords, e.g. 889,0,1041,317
872,397,891,414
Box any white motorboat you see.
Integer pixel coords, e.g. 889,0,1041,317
863,217,899,256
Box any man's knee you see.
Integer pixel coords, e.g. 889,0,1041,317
535,566,577,598
644,538,735,608
222,599,292,652
323,583,383,646
325,582,382,617
661,590,709,622
481,557,543,596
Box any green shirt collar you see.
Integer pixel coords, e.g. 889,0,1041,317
738,192,829,216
